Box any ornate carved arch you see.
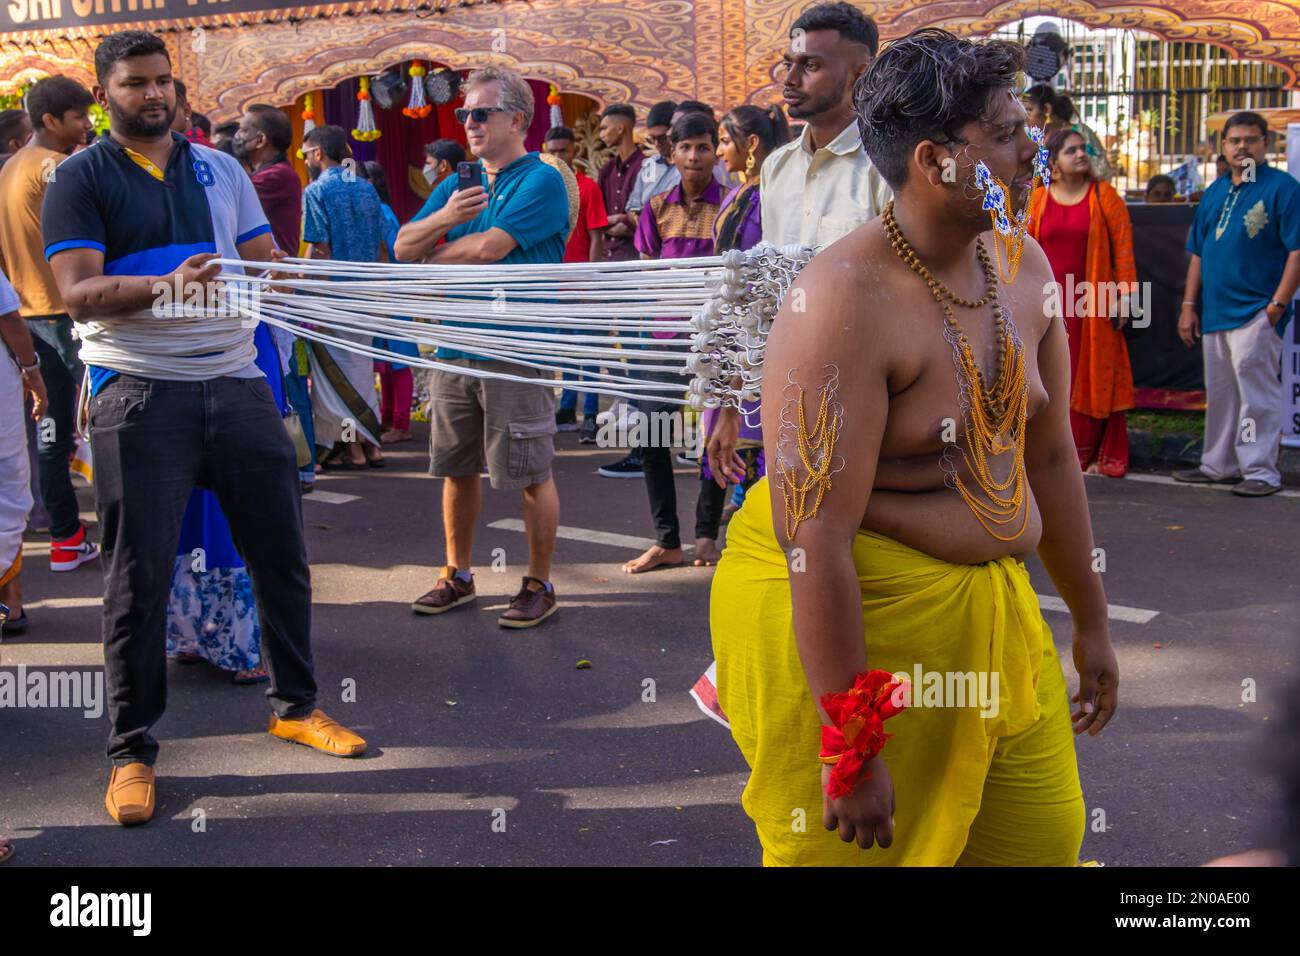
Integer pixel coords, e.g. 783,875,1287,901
0,40,96,92
743,0,1300,107
196,5,709,123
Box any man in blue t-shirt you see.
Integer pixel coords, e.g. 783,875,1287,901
300,123,387,467
1175,111,1300,496
42,30,367,827
395,65,569,628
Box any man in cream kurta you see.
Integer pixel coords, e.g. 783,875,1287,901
761,118,892,250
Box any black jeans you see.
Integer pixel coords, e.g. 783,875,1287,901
28,317,82,540
91,374,316,765
694,447,763,540
643,442,721,549
636,369,714,550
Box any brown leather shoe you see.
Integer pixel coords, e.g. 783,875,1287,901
411,565,476,615
498,576,558,629
268,708,367,757
105,762,155,826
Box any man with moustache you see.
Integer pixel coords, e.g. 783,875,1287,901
1174,110,1300,497
761,1,891,248
707,1,892,488
711,28,1116,866
42,30,367,827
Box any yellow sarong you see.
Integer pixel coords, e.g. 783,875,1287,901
711,477,1084,866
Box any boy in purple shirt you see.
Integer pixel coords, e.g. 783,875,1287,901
622,112,724,574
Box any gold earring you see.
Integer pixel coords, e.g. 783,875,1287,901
744,151,756,182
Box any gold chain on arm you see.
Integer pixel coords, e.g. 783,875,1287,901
776,366,846,541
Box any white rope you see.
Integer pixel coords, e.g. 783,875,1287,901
77,245,813,405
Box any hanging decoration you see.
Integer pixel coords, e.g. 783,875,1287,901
353,76,381,142
548,84,563,128
296,92,319,159
426,68,461,105
404,62,432,119
302,92,318,135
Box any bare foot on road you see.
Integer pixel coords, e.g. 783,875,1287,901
622,545,685,574
692,538,722,566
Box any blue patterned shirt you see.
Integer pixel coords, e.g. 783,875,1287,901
302,165,384,265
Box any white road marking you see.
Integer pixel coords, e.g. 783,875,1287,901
488,518,694,552
1036,594,1158,624
21,597,101,610
168,792,520,821
1091,472,1300,499
303,490,360,504
0,643,105,667
486,518,1158,622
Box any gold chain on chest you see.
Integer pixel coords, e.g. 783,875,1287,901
882,202,1030,541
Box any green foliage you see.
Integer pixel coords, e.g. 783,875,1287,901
0,83,29,110
89,103,110,135
1128,409,1205,438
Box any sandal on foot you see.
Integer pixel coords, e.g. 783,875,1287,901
233,664,270,685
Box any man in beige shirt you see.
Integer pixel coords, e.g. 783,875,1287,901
760,2,891,251
0,76,99,573
709,3,892,479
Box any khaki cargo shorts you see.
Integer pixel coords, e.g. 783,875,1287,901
428,359,557,490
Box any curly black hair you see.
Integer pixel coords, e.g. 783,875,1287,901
855,28,1024,189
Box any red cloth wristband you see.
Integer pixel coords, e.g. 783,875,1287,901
818,669,909,800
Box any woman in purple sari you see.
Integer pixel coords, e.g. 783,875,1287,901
695,104,790,561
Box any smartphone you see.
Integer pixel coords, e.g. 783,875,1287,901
457,160,481,193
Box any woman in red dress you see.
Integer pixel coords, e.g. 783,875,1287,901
1029,128,1137,477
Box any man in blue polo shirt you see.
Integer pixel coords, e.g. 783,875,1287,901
396,65,569,629
42,30,366,827
1176,111,1300,496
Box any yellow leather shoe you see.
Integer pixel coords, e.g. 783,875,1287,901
105,763,155,826
267,709,367,757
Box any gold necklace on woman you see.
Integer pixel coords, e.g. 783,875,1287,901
882,202,1030,542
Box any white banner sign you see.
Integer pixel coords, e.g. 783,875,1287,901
1284,124,1300,448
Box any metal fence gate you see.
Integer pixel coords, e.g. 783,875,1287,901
990,20,1297,194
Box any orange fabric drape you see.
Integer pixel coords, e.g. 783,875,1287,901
1029,180,1136,419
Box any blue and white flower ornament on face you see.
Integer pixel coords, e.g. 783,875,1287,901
975,161,1012,236
1027,124,1051,189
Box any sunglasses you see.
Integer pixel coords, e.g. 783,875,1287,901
455,106,507,125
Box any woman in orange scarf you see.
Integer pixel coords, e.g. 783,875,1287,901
1028,128,1136,477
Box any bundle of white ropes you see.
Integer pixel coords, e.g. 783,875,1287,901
78,242,814,409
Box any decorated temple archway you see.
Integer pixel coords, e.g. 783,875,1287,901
5,1,1300,109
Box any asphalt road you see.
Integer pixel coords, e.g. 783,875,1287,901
2,423,1296,866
